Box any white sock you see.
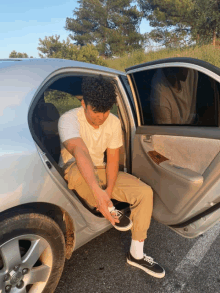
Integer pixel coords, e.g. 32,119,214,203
130,239,144,259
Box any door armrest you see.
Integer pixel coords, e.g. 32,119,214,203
160,160,203,183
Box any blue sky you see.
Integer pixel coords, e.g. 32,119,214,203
0,0,151,58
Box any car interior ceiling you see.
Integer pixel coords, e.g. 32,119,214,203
32,75,130,215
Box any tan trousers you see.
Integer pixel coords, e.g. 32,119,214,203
64,163,153,241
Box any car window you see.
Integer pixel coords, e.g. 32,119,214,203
110,103,118,117
44,89,81,116
36,76,119,155
44,76,118,117
31,75,119,165
132,67,219,126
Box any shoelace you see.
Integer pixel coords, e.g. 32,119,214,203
143,254,155,265
110,208,123,220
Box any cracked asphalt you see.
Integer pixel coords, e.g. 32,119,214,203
55,219,220,293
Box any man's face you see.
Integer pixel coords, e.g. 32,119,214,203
81,100,110,128
163,67,189,82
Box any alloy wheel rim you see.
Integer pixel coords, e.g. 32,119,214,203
0,234,53,293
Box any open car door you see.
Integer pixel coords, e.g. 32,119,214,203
126,58,220,238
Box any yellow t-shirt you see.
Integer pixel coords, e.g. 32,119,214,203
58,106,123,169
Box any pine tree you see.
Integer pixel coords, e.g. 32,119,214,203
191,0,220,46
138,0,220,47
138,0,193,47
65,0,145,57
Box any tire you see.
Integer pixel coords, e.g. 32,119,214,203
0,212,65,293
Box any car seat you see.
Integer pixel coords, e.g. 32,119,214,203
34,101,61,164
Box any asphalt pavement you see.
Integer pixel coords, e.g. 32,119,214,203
55,219,220,293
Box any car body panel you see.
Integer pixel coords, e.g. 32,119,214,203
0,59,124,154
0,142,113,250
0,59,125,251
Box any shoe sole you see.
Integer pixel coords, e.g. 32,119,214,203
113,220,133,232
127,258,165,278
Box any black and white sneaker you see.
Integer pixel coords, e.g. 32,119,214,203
127,252,165,278
109,207,133,232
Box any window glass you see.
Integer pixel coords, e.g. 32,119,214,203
110,103,118,117
132,67,219,126
32,75,119,165
44,89,81,116
44,76,118,117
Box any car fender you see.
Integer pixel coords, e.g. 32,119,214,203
0,150,87,233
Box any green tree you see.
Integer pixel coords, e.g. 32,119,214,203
37,35,107,66
191,0,220,46
148,26,189,48
65,0,145,57
138,0,220,47
9,50,33,58
138,0,193,47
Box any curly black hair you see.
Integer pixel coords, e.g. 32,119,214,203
81,75,117,112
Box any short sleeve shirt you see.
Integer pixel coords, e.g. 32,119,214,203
150,69,198,124
58,106,123,169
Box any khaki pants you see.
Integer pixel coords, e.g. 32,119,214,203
64,163,153,241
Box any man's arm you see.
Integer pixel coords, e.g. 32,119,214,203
64,138,100,192
105,147,120,197
63,138,118,225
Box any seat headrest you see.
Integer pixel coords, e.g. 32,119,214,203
38,103,60,121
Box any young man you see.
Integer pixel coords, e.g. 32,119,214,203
58,75,165,278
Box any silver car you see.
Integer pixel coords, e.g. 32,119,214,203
1,57,220,293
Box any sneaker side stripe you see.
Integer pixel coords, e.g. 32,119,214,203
127,259,165,278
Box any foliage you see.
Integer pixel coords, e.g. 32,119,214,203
37,35,107,66
65,0,145,57
191,0,220,45
105,43,220,71
148,26,189,48
9,50,33,58
138,0,193,47
44,89,118,116
106,49,147,70
44,90,82,115
138,0,220,47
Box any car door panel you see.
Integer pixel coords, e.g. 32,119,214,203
152,135,220,174
133,133,204,215
156,151,220,238
126,58,220,237
133,127,220,225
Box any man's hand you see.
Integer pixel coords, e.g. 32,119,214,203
93,188,119,225
105,187,112,198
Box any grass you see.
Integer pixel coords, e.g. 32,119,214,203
105,44,220,72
